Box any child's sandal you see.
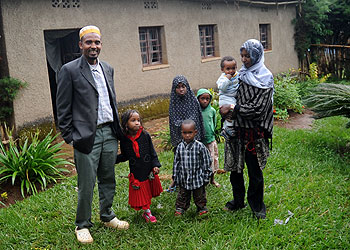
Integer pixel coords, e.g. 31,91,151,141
166,186,176,193
143,212,157,223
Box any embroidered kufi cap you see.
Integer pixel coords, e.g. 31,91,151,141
79,25,101,39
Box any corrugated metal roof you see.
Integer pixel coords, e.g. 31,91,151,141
183,0,301,5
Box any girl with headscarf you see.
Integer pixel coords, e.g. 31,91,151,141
169,75,205,147
221,39,274,219
167,75,205,191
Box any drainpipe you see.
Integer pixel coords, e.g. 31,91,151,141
0,0,9,79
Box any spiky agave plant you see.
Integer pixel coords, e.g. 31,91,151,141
303,83,350,128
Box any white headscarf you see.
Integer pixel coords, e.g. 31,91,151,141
239,39,274,89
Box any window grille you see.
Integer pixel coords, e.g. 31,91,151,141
139,27,162,66
199,25,216,58
201,3,212,10
144,1,158,9
72,0,80,8
259,24,272,50
52,0,80,8
62,0,70,8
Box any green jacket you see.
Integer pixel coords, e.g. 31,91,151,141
196,89,217,144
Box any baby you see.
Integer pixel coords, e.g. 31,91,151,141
216,56,239,140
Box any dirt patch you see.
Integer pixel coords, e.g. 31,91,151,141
0,111,314,208
274,109,315,130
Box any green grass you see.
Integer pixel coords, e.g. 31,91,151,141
0,117,349,249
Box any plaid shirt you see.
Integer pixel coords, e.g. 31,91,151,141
90,61,114,125
173,139,213,190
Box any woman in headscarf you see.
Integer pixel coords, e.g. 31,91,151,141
220,39,274,219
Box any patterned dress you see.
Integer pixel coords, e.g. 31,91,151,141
169,75,205,147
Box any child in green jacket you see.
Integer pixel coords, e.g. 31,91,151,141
196,89,221,187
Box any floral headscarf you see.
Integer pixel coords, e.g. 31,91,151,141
239,39,274,89
169,75,205,147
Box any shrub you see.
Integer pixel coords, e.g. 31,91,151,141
0,77,27,123
297,63,332,98
273,107,289,121
154,126,173,151
273,71,304,120
208,88,224,143
0,129,71,197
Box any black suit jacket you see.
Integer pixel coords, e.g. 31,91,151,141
56,56,123,154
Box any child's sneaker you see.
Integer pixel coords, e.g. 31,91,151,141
174,208,184,216
142,211,157,223
198,209,208,216
174,211,183,217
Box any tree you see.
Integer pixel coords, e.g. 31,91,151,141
326,0,350,44
293,0,332,60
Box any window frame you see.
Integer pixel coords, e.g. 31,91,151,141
259,24,272,51
199,25,219,59
139,26,163,67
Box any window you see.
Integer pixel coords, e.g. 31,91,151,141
259,24,272,50
199,25,218,58
139,27,163,66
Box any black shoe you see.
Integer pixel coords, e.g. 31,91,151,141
224,201,246,211
254,211,266,220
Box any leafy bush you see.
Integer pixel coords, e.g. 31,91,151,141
0,130,71,197
304,83,350,128
273,107,289,121
297,63,332,98
154,126,173,151
273,71,304,120
0,77,27,123
208,88,224,143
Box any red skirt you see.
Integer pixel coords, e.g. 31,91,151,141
128,173,163,211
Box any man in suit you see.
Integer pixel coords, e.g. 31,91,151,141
56,25,129,244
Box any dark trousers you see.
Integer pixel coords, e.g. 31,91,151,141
175,185,207,213
227,150,266,217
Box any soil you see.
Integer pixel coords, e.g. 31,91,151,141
0,111,314,208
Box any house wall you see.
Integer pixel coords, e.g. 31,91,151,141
1,0,298,128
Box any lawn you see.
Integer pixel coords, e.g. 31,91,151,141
0,116,349,249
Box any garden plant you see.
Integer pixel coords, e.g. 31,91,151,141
304,82,350,128
0,129,71,197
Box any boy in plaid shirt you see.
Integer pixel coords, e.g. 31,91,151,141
173,119,213,216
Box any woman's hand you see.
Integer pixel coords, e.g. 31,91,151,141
153,167,160,175
220,104,232,118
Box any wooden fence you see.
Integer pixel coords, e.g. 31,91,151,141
302,44,350,79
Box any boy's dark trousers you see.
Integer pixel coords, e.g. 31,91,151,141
175,185,207,213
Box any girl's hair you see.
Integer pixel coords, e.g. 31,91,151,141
120,109,142,134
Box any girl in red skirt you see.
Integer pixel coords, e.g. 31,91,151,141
116,110,163,223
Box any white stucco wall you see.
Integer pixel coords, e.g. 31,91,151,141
1,0,298,127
